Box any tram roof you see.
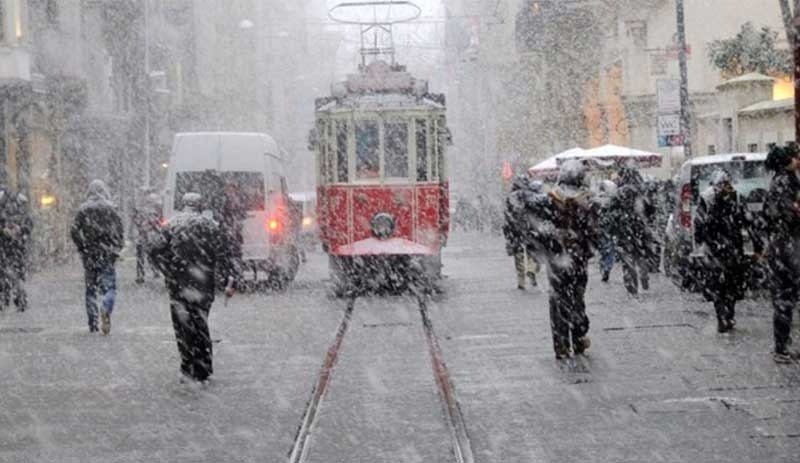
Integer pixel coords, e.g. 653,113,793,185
316,92,446,113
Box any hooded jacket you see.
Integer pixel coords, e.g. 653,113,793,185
71,180,124,267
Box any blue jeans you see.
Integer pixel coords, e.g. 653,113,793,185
85,262,117,329
599,234,616,274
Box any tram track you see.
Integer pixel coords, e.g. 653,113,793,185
287,293,474,463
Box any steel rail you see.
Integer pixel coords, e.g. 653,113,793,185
418,297,475,463
287,297,355,463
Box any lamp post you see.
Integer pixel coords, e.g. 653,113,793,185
675,0,692,158
143,0,151,188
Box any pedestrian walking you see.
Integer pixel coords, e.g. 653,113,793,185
150,193,235,384
596,180,617,283
695,169,763,333
70,180,124,334
536,160,599,359
132,190,163,283
503,176,541,290
762,144,800,363
608,166,656,295
0,190,32,311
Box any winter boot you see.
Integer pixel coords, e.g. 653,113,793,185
717,317,731,333
101,313,111,335
601,271,610,283
641,275,650,291
517,274,526,290
554,346,570,360
527,272,537,288
773,351,794,364
574,336,591,355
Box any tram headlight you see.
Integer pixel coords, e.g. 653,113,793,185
370,213,396,240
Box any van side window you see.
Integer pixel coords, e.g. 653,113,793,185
336,121,349,182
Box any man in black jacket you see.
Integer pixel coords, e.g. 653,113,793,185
71,180,124,334
608,166,656,295
695,169,762,333
544,161,600,359
503,176,541,289
0,190,33,311
150,193,234,383
763,144,800,363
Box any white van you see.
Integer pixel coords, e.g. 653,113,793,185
164,132,299,285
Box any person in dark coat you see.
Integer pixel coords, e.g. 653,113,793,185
608,166,656,295
534,160,600,359
695,169,763,333
132,190,163,283
0,190,33,311
762,144,800,363
150,192,235,383
71,180,124,334
503,176,541,290
596,180,617,283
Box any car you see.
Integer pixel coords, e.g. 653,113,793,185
663,152,769,293
163,132,300,286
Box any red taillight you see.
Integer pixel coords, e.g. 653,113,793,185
267,218,280,232
679,183,692,228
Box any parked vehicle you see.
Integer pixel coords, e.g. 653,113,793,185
289,191,319,258
663,153,769,292
164,132,300,286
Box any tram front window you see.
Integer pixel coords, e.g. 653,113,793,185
356,121,380,179
385,122,408,178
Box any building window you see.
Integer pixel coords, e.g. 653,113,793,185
45,0,58,26
0,2,5,42
748,143,759,153
625,20,647,48
707,145,716,155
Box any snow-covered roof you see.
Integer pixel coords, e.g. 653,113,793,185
738,98,794,115
317,93,445,112
683,152,767,166
717,72,774,89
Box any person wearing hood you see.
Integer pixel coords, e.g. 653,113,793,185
149,192,235,384
596,179,617,282
543,160,600,359
695,169,762,334
763,143,800,363
132,189,164,284
70,180,124,334
608,165,656,295
0,189,33,311
503,175,542,289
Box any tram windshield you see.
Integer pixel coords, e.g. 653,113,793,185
356,121,380,179
385,122,409,178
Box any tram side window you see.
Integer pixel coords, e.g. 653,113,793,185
385,122,408,178
317,120,327,184
356,121,380,179
416,119,428,182
436,116,446,178
336,121,349,182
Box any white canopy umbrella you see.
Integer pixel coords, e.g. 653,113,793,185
556,144,662,168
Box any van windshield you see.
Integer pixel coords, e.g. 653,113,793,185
175,171,266,213
691,160,768,203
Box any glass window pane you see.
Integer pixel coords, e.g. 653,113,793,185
336,121,349,182
437,116,446,179
326,121,334,183
416,119,428,181
317,121,326,184
385,122,408,178
355,121,380,179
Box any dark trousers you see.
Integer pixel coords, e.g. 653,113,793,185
84,262,117,329
770,252,799,353
170,298,213,381
136,241,159,281
707,266,741,323
619,252,649,294
0,252,26,310
548,260,589,353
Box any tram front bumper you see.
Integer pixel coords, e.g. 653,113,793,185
335,237,438,256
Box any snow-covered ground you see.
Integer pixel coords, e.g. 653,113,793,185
1,231,798,462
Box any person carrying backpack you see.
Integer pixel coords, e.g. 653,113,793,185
150,192,235,384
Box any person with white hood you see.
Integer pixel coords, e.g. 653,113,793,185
70,180,124,334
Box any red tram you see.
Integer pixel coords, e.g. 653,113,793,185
310,60,451,294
